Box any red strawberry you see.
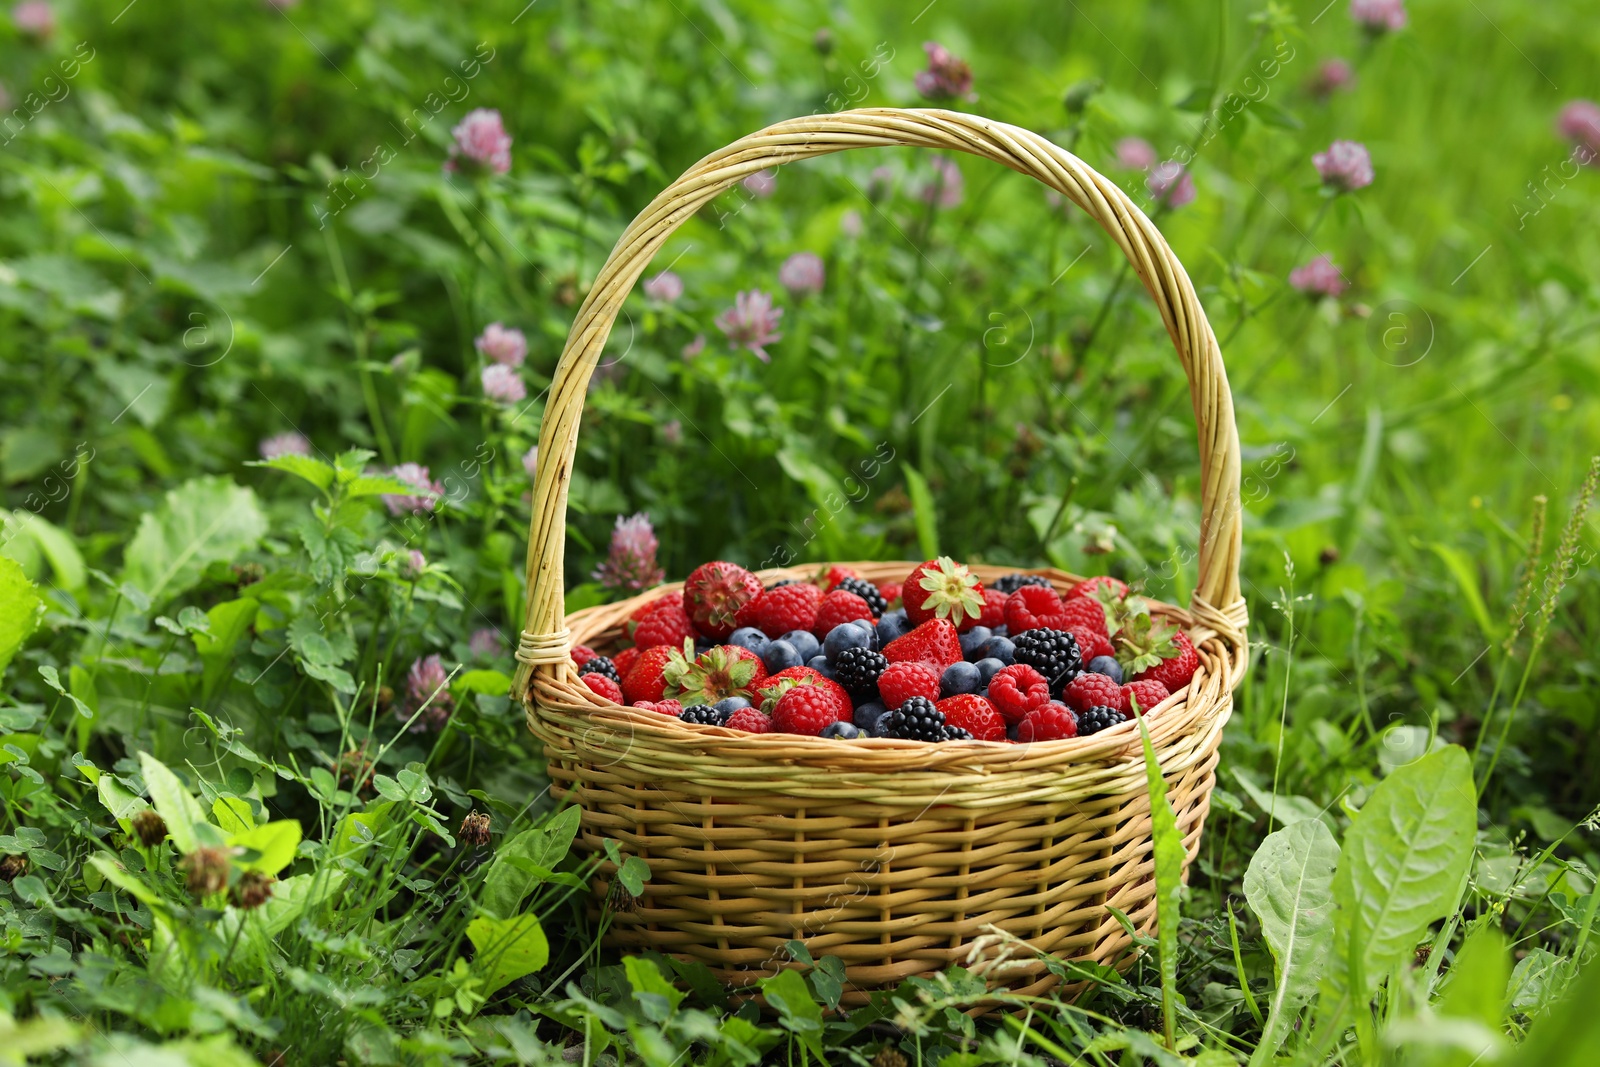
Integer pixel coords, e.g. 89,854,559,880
882,619,962,668
1058,596,1110,638
988,663,1052,725
632,699,684,716
737,583,822,637
821,564,859,590
812,589,874,639
621,643,687,704
726,708,771,733
977,587,1008,630
1064,672,1124,713
753,665,827,708
682,561,763,640
902,557,985,630
937,694,1006,741
1070,626,1116,663
571,644,600,668
1016,702,1079,742
664,645,769,706
1122,679,1171,715
759,672,850,716
1133,630,1200,692
771,685,848,735
1068,576,1129,601
878,662,941,708
632,601,700,650
580,673,623,702
611,646,640,679
877,581,903,610
1004,585,1069,633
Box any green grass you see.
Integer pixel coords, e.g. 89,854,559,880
1,0,1598,1062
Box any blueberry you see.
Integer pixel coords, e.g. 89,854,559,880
821,721,861,740
762,640,802,673
728,627,769,655
876,609,911,645
823,622,873,661
959,626,993,662
991,625,1009,638
694,638,715,656
1087,655,1124,684
940,661,982,697
712,696,752,715
807,655,838,680
847,617,881,650
853,701,887,732
780,630,821,663
974,657,1006,685
983,635,1016,665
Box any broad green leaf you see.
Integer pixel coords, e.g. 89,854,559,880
1138,715,1185,1050
453,669,511,697
1401,925,1511,1067
248,453,335,492
0,556,43,683
345,474,414,498
623,955,685,1021
138,752,209,853
760,968,826,1059
1244,818,1339,1067
121,476,268,607
1428,543,1497,642
1505,954,1600,1067
902,463,940,559
212,796,255,834
466,913,549,996
5,511,85,591
96,776,145,822
1506,948,1572,1018
89,854,162,908
229,819,300,875
1232,769,1330,829
1316,746,1477,1042
479,806,581,918
192,597,259,697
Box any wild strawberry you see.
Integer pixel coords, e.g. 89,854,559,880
1058,596,1110,638
1064,672,1123,713
737,583,821,637
1069,626,1115,663
877,580,903,609
611,646,639,679
682,561,763,639
664,645,769,706
571,644,600,667
1069,576,1128,601
878,662,941,708
882,619,962,668
632,601,699,650
726,708,771,733
977,587,1008,630
820,564,859,589
1016,702,1079,742
812,589,874,639
580,672,623,702
771,684,848,735
937,694,1006,741
988,663,1052,725
903,557,985,630
621,642,689,704
632,699,684,716
1122,679,1171,715
1004,585,1069,633
1132,629,1200,692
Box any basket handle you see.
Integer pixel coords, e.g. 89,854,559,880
515,108,1246,685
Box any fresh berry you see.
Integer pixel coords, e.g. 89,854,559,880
1133,629,1200,693
1122,679,1172,715
610,646,639,679
834,576,888,617
877,580,903,609
754,668,851,719
621,644,685,705
679,703,732,726
1015,703,1079,742
823,621,874,661
736,582,821,638
853,701,888,732
882,619,962,668
755,665,826,697
713,696,752,716
937,694,1006,741
1086,655,1124,684
1076,704,1128,736
1070,626,1115,662
820,564,860,589
1012,628,1083,695
632,601,700,650
821,721,862,739
987,663,1053,725
762,640,803,673
974,657,1006,685
878,661,941,708
879,696,946,742
632,699,684,716
902,557,986,630
813,589,875,639
772,684,847,735
807,656,838,678
940,661,982,697
627,593,679,630
875,609,912,645
940,725,974,741
571,644,600,667
578,656,621,686
663,644,769,706
725,708,771,733
1064,672,1124,714
1058,596,1110,638
833,646,888,697
768,578,802,589
580,673,623,702
982,635,1016,664
1068,576,1129,601
977,587,1009,629
993,572,1053,595
780,630,821,662
1004,585,1069,633
959,626,993,662
727,627,770,656
682,561,764,640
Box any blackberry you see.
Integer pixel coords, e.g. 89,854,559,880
679,703,732,727
833,646,887,698
578,657,621,685
1012,628,1082,695
768,578,802,589
879,696,946,742
834,576,887,617
939,725,973,742
993,573,1054,595
1077,705,1127,736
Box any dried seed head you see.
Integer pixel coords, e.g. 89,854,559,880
459,810,491,848
605,879,639,914
0,854,27,882
871,1048,909,1067
181,846,232,899
1503,494,1548,655
132,808,168,848
231,870,274,910
1534,456,1599,648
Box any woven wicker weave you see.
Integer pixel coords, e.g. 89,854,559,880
513,109,1249,1004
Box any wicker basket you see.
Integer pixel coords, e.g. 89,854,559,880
513,109,1249,1006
